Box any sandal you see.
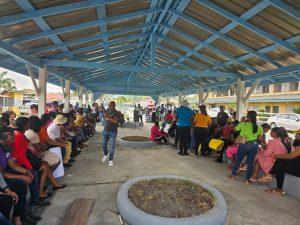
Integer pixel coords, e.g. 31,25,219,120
227,175,235,180
53,184,66,190
258,176,273,183
249,178,258,182
265,188,285,196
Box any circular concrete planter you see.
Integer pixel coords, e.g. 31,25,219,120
117,136,157,148
117,175,227,225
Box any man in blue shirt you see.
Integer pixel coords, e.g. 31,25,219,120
175,100,194,155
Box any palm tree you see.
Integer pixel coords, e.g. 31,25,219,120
0,71,17,92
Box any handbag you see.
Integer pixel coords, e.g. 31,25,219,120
26,150,42,170
235,122,247,144
235,135,246,144
208,139,224,151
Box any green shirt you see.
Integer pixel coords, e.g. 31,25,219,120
235,122,263,142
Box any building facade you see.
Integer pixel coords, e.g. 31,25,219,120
205,82,300,113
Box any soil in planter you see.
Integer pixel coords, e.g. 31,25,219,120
121,136,149,142
128,178,215,218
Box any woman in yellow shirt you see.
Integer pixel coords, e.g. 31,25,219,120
193,105,212,156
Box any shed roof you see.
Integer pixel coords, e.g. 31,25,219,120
0,0,299,98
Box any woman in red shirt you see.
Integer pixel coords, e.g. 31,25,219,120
12,117,65,200
150,121,170,145
164,110,174,124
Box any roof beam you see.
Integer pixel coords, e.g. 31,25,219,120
161,23,259,72
0,39,43,67
137,0,160,55
8,7,161,45
14,0,73,58
96,5,109,59
265,0,300,20
47,33,150,59
43,59,238,79
197,0,300,55
27,23,154,55
127,0,176,89
170,10,281,67
157,34,220,65
0,0,121,26
165,65,300,95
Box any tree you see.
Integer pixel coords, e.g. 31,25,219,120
0,71,17,92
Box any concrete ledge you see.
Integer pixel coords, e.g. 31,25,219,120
269,173,300,200
117,175,227,225
117,138,157,148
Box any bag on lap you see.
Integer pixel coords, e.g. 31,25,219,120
208,139,224,151
26,150,42,170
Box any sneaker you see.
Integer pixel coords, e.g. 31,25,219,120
102,154,109,162
108,161,113,167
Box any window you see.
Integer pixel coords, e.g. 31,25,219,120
289,82,299,92
272,106,279,113
229,89,235,96
289,115,299,121
216,90,228,97
273,84,281,93
265,106,270,113
277,114,289,119
262,85,269,93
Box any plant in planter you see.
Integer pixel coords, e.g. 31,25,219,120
117,175,227,225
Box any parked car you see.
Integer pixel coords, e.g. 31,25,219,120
207,107,229,118
267,113,300,132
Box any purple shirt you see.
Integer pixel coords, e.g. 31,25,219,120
0,145,13,170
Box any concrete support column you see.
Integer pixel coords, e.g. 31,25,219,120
235,77,246,121
83,91,88,105
233,78,261,120
90,92,94,103
197,86,209,106
78,85,83,107
178,92,183,107
63,79,70,113
38,66,47,117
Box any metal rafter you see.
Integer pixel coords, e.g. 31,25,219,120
43,59,238,79
0,0,121,26
169,10,281,67
197,0,300,55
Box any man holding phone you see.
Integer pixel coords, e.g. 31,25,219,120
101,101,120,167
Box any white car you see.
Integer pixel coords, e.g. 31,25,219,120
267,113,300,132
207,108,229,118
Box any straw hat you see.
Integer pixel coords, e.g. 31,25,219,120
53,115,67,125
181,100,189,107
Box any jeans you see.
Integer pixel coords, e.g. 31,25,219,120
5,179,27,218
30,170,39,202
271,158,300,189
194,127,209,156
178,126,190,154
102,130,117,161
232,141,258,180
0,213,11,225
99,112,104,124
5,168,38,203
0,194,13,221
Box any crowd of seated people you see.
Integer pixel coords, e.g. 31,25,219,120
150,102,300,197
0,101,96,225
